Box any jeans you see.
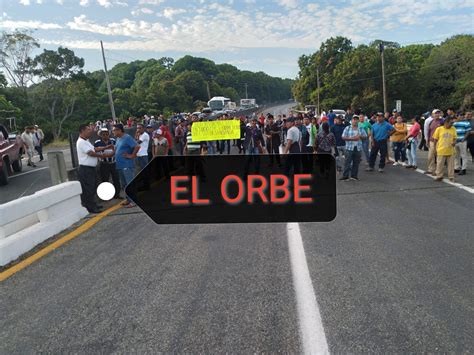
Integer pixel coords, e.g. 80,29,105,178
207,141,217,155
369,140,388,169
244,147,261,175
361,139,370,162
219,140,230,154
117,167,135,203
343,148,361,178
392,141,406,162
407,138,418,167
137,155,149,171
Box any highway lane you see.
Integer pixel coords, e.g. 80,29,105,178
0,148,72,204
0,103,473,352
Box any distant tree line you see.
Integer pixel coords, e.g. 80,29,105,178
293,35,473,116
0,30,293,141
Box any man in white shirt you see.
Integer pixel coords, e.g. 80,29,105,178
284,117,302,175
76,124,113,213
21,126,36,167
135,124,150,172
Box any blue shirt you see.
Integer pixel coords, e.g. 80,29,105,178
372,121,394,141
115,134,137,169
327,112,336,127
453,120,471,142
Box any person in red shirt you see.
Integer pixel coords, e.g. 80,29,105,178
159,122,173,153
127,117,133,128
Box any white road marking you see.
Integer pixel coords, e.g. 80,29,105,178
389,158,474,194
10,167,48,178
287,222,329,354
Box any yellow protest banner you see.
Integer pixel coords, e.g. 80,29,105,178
191,120,241,142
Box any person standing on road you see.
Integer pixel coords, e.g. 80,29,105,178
244,118,265,176
283,117,301,175
331,115,346,173
464,111,474,162
425,109,443,175
135,124,150,172
113,124,139,208
33,125,44,162
264,115,282,167
406,116,421,169
314,122,336,154
340,115,367,181
21,126,36,167
391,115,408,166
366,112,394,173
77,124,113,213
174,119,186,155
453,113,471,175
433,116,457,182
358,114,372,164
95,128,121,199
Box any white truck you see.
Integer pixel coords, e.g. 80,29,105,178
240,99,256,109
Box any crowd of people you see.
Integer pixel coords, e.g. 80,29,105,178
75,107,473,213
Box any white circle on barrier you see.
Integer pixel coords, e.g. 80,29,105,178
97,182,115,201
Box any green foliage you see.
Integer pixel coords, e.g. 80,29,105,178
294,35,474,116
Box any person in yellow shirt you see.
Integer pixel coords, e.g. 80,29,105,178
390,115,408,166
433,116,457,181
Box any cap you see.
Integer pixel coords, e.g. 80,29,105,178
156,129,163,135
376,112,384,116
34,125,38,128
146,125,152,128
432,109,441,114
352,115,360,120
392,109,398,113
100,128,109,133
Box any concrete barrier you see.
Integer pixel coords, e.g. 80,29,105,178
0,181,88,266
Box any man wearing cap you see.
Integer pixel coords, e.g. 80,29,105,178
243,118,265,176
425,109,443,175
95,128,120,199
264,115,282,167
77,124,114,213
366,113,394,173
341,115,367,181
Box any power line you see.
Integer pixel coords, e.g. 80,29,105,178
344,57,465,84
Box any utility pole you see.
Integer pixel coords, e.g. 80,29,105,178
206,81,211,100
245,83,248,99
316,67,321,115
380,43,388,114
100,40,116,121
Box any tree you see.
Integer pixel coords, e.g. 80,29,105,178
421,35,474,110
0,30,39,89
32,47,87,140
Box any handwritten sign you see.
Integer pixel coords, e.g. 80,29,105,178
191,120,240,141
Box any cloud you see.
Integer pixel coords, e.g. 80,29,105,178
138,0,165,5
19,0,30,5
79,0,89,5
97,0,112,7
276,0,298,9
160,8,186,20
1,19,62,30
131,7,154,16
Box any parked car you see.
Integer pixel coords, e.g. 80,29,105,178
0,124,24,185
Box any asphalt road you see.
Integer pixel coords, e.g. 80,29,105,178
0,147,72,204
1,103,473,353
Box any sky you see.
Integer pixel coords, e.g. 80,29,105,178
1,0,473,79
